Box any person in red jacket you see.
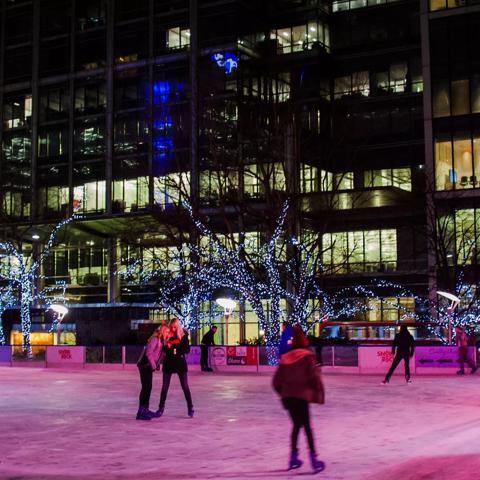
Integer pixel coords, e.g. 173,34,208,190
273,325,325,474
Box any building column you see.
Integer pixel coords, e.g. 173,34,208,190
107,238,120,303
420,0,438,313
105,0,115,215
30,0,40,220
189,0,199,209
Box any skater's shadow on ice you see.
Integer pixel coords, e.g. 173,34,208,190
372,453,480,480
0,472,317,480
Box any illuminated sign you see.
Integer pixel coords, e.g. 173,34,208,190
211,52,239,74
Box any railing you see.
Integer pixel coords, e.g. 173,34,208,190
0,344,359,368
2,344,476,373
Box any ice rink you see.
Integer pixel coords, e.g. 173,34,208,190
1,367,479,480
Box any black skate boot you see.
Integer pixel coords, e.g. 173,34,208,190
288,450,302,470
310,452,325,474
153,406,164,418
136,407,152,421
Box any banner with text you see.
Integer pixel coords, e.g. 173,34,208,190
46,346,85,365
226,346,258,366
415,346,475,368
358,346,413,373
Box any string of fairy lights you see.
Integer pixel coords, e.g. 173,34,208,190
1,206,480,355
123,202,480,358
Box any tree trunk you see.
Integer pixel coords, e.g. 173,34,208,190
20,285,32,357
0,308,5,345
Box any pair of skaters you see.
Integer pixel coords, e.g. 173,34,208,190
136,318,193,420
381,324,477,384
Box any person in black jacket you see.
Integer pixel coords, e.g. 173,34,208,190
200,325,217,372
381,325,415,384
154,318,194,418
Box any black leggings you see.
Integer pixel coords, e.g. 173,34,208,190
159,371,193,409
385,353,410,380
138,364,153,409
282,397,315,454
200,345,209,370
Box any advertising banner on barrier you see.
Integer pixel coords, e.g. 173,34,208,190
46,346,85,365
226,346,258,365
415,346,475,368
359,346,396,373
210,346,226,366
0,346,11,363
187,346,201,365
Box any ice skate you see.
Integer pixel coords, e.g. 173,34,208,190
471,366,478,374
288,450,302,470
153,407,164,418
136,407,152,421
456,370,465,375
406,376,412,384
310,452,325,474
381,379,389,385
188,407,195,418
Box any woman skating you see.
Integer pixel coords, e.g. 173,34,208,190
155,318,194,418
273,325,325,473
136,324,168,420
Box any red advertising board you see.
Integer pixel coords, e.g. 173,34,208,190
226,346,258,366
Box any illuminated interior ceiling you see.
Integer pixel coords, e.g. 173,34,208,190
4,211,189,245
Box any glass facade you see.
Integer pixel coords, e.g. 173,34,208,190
0,0,435,343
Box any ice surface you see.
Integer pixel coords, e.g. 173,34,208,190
1,367,479,480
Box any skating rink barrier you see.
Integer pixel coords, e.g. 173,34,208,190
1,344,476,373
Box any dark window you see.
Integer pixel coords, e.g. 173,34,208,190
115,0,148,22
76,0,106,31
40,0,71,37
40,39,70,76
114,21,149,63
4,47,32,82
39,87,70,123
38,129,68,159
75,32,106,70
115,75,147,110
75,83,106,115
5,6,32,45
114,115,149,153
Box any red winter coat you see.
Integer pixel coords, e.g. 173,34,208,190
272,348,324,404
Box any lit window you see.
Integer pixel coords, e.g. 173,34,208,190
73,181,106,213
166,27,190,50
322,229,397,273
364,168,411,191
270,21,329,55
154,172,190,207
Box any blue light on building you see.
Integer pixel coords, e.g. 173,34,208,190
151,80,184,172
211,52,239,74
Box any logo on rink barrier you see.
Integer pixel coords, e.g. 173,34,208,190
58,349,72,360
226,346,257,366
46,346,85,364
377,350,395,363
211,347,226,366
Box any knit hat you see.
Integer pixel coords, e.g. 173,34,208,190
291,325,309,348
